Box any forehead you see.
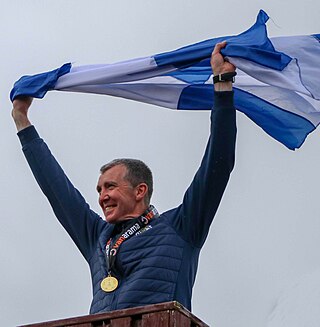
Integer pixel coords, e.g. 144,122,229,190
97,164,128,185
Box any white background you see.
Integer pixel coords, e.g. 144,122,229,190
1,1,320,326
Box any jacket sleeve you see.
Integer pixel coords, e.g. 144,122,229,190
18,126,107,261
171,91,236,248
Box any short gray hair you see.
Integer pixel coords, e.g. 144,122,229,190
100,158,153,204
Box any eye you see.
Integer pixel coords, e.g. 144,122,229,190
104,182,117,190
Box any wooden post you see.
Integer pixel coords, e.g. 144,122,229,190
18,301,209,327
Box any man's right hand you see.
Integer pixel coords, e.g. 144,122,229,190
211,41,236,92
12,96,33,132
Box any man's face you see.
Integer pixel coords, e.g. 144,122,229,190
97,165,140,224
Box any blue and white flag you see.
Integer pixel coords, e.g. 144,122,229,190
10,10,320,150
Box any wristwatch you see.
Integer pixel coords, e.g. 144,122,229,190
213,72,237,84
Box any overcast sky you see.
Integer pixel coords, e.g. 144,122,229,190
1,1,320,327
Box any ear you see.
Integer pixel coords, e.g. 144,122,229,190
135,183,148,202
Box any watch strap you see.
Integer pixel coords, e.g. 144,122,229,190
213,72,237,84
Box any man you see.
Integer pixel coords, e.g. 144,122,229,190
11,42,236,313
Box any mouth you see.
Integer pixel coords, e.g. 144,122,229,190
104,205,117,215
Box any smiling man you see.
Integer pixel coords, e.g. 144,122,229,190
11,42,237,314
97,159,152,224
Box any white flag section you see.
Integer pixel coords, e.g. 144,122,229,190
10,10,320,150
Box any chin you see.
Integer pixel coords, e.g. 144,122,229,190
105,216,115,224
105,215,121,224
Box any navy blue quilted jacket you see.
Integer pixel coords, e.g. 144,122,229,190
18,91,236,313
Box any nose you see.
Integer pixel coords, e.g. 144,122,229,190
99,190,110,205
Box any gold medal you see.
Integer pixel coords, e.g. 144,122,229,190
101,275,118,292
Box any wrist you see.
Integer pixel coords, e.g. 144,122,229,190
213,71,236,92
213,72,236,83
214,81,233,92
11,108,31,132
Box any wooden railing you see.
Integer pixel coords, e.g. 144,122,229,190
18,301,209,327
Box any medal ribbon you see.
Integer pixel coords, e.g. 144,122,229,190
104,205,159,277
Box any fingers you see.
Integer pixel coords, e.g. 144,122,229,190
212,41,227,56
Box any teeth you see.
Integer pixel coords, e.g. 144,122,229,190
105,205,115,213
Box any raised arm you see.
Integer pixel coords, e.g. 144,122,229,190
12,97,107,260
12,96,33,132
171,42,237,247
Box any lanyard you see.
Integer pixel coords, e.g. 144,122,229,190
104,205,158,276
